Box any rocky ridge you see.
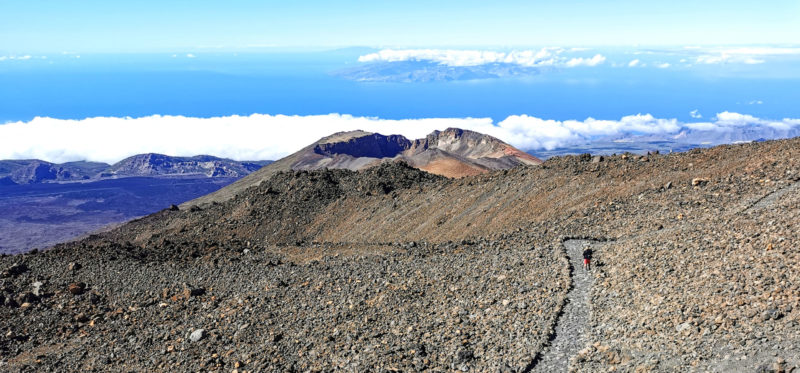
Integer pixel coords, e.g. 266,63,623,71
0,154,272,185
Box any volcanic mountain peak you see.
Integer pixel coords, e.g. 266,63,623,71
410,128,541,165
187,128,541,206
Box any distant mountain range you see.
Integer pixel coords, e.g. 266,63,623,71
0,154,273,254
0,154,272,185
333,61,544,82
190,128,541,206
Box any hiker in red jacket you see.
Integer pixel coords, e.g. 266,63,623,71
582,247,592,271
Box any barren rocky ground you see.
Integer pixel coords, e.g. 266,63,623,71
2,137,799,371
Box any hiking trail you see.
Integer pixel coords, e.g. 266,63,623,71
529,239,599,372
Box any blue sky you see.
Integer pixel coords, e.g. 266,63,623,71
1,0,799,53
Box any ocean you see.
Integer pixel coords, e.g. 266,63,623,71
2,48,799,124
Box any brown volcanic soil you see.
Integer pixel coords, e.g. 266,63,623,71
416,158,488,178
2,138,800,371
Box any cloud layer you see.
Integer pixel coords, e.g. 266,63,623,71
2,112,799,164
691,46,800,65
358,48,606,68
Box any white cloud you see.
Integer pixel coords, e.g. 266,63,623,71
743,58,765,64
564,54,606,67
2,112,799,164
628,59,641,67
186,53,197,58
357,48,605,68
693,46,800,65
689,110,702,119
0,55,34,61
656,62,671,68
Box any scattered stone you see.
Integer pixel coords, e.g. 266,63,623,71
189,329,206,342
31,281,44,296
2,263,28,278
182,284,205,298
68,282,86,295
74,313,90,323
691,178,710,187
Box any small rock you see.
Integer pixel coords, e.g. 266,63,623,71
182,284,206,298
68,262,82,271
3,296,19,308
774,358,786,372
455,348,474,363
2,263,28,278
16,291,37,304
691,178,709,187
592,156,604,163
169,204,180,211
190,328,206,342
68,282,86,295
32,281,44,296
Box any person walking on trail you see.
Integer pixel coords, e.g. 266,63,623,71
582,247,592,271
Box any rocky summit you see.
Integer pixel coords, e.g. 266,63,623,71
1,136,799,372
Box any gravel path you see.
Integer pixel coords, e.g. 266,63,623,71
530,240,597,373
745,180,799,213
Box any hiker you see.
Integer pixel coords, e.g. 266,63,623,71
582,247,592,271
